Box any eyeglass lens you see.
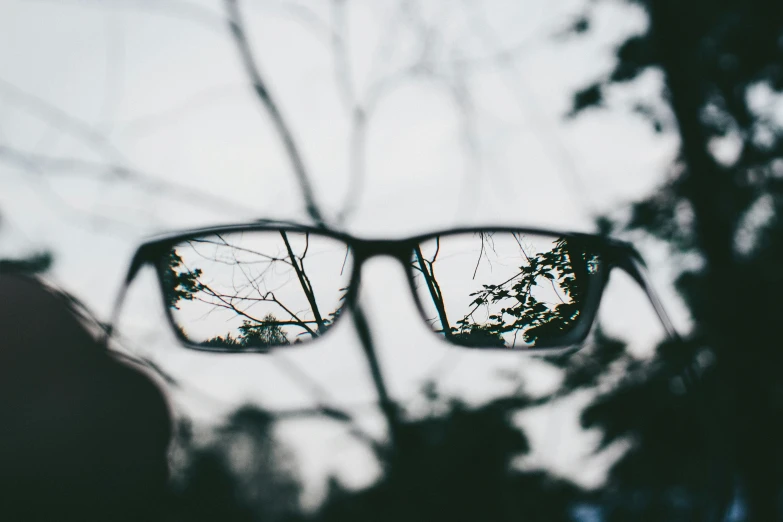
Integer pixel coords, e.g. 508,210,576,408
162,231,353,348
412,232,597,348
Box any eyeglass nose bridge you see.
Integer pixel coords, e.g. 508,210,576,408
343,238,418,308
350,238,414,264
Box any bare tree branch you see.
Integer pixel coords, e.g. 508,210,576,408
225,0,325,226
0,145,258,218
224,0,404,448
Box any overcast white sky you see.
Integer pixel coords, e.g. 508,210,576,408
0,0,686,507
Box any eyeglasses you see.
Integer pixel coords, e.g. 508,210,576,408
114,222,677,352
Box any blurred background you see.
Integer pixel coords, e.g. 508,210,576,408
1,0,781,520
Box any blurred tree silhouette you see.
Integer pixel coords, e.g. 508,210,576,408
173,391,587,522
158,354,616,522
568,0,783,519
312,392,584,522
170,406,302,522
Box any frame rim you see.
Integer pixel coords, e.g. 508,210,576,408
130,222,629,353
401,230,612,352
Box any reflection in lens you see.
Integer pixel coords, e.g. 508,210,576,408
412,232,599,348
160,231,353,349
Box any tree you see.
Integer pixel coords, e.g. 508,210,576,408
568,0,783,519
310,390,584,522
170,406,302,522
162,250,203,310
202,315,292,348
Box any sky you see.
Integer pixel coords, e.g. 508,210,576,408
0,0,687,508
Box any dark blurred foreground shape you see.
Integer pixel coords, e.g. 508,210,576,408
0,273,172,521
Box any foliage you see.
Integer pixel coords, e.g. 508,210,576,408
203,314,291,348
455,238,592,346
169,390,597,522
309,390,590,522
162,250,203,310
170,406,302,522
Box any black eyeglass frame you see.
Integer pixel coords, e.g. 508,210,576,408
117,221,679,354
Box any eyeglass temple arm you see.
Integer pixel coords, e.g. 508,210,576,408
612,244,681,343
103,245,156,345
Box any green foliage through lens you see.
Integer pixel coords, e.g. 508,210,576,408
162,251,203,310
454,238,593,346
